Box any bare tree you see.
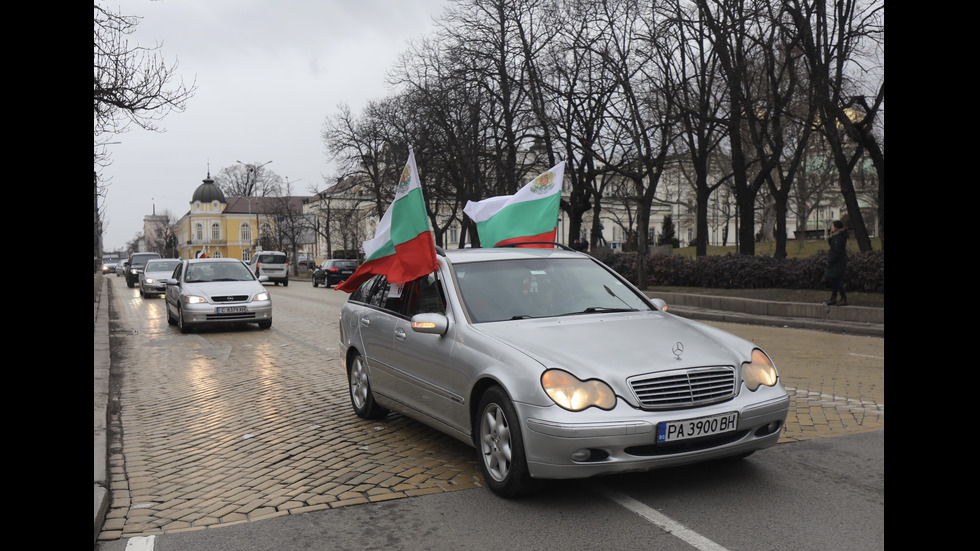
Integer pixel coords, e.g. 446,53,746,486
783,0,884,251
94,2,196,264
214,162,280,198
146,210,180,258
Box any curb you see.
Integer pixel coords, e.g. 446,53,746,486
94,273,110,546
648,291,884,337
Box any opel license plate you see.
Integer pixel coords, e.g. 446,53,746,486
657,412,738,443
217,306,246,314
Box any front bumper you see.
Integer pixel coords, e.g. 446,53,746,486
142,282,167,294
180,301,273,325
517,385,789,479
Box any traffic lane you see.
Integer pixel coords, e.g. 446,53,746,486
100,277,883,543
592,430,884,551
98,432,883,551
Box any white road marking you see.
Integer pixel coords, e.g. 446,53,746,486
594,485,730,551
124,535,155,551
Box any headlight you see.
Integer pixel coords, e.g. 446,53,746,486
144,278,156,284
183,295,207,304
255,292,270,301
541,369,616,411
741,349,778,391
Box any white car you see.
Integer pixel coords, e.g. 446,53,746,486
165,258,272,333
339,246,789,497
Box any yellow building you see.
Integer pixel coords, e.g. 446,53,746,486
173,174,308,263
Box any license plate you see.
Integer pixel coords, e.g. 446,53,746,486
657,412,738,443
216,306,246,314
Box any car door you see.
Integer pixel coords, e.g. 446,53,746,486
388,272,469,432
165,261,185,318
351,276,403,402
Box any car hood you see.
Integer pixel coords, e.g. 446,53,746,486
472,310,756,379
181,281,264,299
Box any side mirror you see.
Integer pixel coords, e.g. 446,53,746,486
410,313,449,336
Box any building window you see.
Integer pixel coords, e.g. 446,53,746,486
449,225,458,244
211,223,221,241
195,223,203,241
243,250,251,263
240,222,252,244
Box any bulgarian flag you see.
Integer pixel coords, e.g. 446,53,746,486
335,149,438,293
463,161,565,248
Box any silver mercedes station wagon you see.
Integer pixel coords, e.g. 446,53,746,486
338,246,789,497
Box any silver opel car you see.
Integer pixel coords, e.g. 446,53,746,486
139,258,181,298
165,258,273,333
338,246,789,497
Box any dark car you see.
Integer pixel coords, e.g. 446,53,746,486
313,259,359,288
124,252,162,288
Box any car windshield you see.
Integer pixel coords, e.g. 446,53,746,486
184,262,254,283
145,260,181,273
453,257,653,322
131,255,158,266
257,255,284,263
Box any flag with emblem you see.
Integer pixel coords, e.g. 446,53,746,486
463,161,565,248
335,148,438,292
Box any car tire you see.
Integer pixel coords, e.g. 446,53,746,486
258,320,272,329
476,386,542,498
348,353,388,420
127,279,135,288
313,279,319,287
139,287,144,297
166,303,176,325
283,279,289,287
177,306,192,334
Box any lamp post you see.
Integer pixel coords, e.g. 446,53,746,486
237,160,272,254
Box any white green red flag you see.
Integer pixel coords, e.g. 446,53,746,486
463,161,565,248
335,149,438,293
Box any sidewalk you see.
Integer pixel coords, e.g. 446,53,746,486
646,291,884,338
94,274,110,546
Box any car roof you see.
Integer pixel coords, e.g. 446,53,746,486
183,258,245,265
440,246,587,264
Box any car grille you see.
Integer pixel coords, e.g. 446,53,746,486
628,366,736,409
211,295,249,302
206,312,256,321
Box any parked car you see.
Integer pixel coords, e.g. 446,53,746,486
164,258,272,333
139,258,182,298
124,252,162,288
295,256,317,271
313,259,359,288
248,251,289,286
339,246,789,497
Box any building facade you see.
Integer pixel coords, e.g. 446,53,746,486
172,175,311,262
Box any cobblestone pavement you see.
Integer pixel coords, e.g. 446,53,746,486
96,275,883,543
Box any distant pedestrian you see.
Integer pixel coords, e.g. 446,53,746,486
824,220,848,306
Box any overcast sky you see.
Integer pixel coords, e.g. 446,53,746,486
100,0,450,251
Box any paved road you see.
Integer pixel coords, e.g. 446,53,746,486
94,273,883,546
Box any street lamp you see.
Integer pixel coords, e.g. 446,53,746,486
237,160,273,254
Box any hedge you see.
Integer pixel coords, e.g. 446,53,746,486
591,249,884,293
